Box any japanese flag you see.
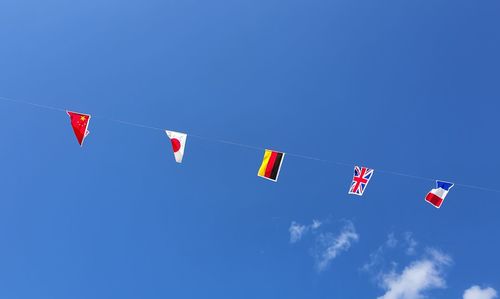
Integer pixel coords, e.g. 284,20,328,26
165,130,187,163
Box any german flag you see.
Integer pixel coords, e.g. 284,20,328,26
258,149,285,182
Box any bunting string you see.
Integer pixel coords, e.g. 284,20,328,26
1,95,499,194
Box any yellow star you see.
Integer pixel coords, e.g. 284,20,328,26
80,116,86,121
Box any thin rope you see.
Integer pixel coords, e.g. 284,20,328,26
1,95,499,194
98,117,165,131
0,96,66,112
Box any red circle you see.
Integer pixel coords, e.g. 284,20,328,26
171,138,181,152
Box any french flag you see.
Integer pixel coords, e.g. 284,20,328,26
425,180,454,208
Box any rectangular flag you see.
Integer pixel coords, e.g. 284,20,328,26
425,180,454,208
348,166,374,196
258,149,285,182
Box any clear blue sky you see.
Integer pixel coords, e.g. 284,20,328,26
0,0,499,298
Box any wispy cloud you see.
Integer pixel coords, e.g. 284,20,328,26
362,244,386,273
289,222,308,243
386,233,398,248
362,232,419,273
312,219,322,229
289,219,358,271
377,248,452,299
403,232,418,256
289,219,322,243
315,222,359,271
362,233,399,273
463,286,498,299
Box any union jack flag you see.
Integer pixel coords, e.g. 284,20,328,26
348,166,374,196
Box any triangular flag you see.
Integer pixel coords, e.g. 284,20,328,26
67,111,91,146
425,180,454,208
258,149,285,182
165,130,187,163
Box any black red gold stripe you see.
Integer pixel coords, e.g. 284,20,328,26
258,150,285,181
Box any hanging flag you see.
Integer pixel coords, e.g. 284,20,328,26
258,149,285,182
349,166,374,196
67,111,91,146
425,180,454,208
165,130,187,163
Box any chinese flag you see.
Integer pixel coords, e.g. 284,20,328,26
67,111,91,146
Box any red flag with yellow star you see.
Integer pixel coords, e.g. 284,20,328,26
67,111,91,146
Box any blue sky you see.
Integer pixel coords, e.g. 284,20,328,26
0,0,499,298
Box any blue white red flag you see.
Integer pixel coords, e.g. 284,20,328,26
425,180,454,208
348,166,374,196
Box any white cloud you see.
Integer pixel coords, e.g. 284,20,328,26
386,233,398,248
362,244,385,273
363,233,401,273
363,232,420,273
289,219,322,243
315,222,359,271
463,286,498,299
377,249,451,299
312,219,322,229
404,232,418,256
289,222,308,243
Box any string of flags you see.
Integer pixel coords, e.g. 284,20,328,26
1,95,498,205
65,110,456,209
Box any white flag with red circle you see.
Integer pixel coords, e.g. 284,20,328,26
165,130,187,163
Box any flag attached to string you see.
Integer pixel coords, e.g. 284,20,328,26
349,166,374,196
258,149,285,182
67,111,91,146
165,130,187,163
425,180,454,208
